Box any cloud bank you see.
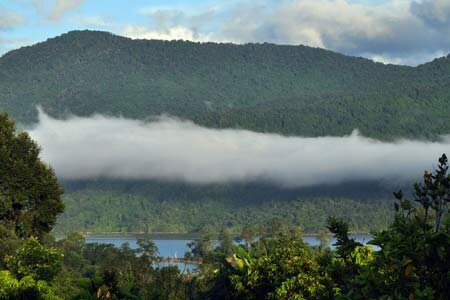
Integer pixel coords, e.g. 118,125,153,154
27,110,450,188
122,25,216,43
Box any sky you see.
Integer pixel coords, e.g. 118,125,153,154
0,0,450,65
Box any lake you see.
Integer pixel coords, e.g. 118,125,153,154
84,233,374,271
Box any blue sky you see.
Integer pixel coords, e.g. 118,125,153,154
1,0,450,65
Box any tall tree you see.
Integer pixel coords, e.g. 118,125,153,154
0,112,63,239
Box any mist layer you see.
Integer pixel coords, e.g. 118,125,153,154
27,110,450,187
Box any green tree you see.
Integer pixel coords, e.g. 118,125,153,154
136,238,159,261
0,238,62,300
5,237,62,282
226,235,333,300
350,154,450,299
217,228,234,256
240,225,257,250
188,228,215,259
0,270,60,300
0,112,64,239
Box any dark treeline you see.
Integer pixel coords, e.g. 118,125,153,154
57,179,395,234
1,30,450,139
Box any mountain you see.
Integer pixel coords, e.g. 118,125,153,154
1,30,449,233
1,30,449,139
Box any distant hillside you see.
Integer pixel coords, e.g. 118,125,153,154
56,179,395,234
2,30,442,234
1,30,449,139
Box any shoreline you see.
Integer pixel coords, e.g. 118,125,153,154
77,231,373,238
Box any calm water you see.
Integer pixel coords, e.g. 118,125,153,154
85,234,374,256
84,233,374,271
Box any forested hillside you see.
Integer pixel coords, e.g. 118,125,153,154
57,180,394,234
1,30,449,139
1,30,449,234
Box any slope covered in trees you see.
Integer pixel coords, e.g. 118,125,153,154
1,30,449,234
0,30,449,139
56,180,394,234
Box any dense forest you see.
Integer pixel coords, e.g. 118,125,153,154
57,180,394,234
1,113,449,299
1,30,449,234
0,30,449,139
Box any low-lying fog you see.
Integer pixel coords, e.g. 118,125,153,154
28,109,450,188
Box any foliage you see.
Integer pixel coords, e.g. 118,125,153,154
56,180,394,234
0,271,60,300
136,238,159,261
351,154,450,299
199,154,450,299
47,233,197,300
0,112,64,239
1,30,450,141
227,237,333,300
5,237,62,281
0,160,449,299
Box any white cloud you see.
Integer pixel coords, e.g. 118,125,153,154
121,25,220,42
0,8,25,30
215,0,439,64
123,5,227,43
367,50,448,66
124,0,450,65
223,0,393,45
29,0,85,21
28,110,450,187
49,0,84,20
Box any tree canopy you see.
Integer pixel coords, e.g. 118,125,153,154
0,112,64,239
1,30,450,140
